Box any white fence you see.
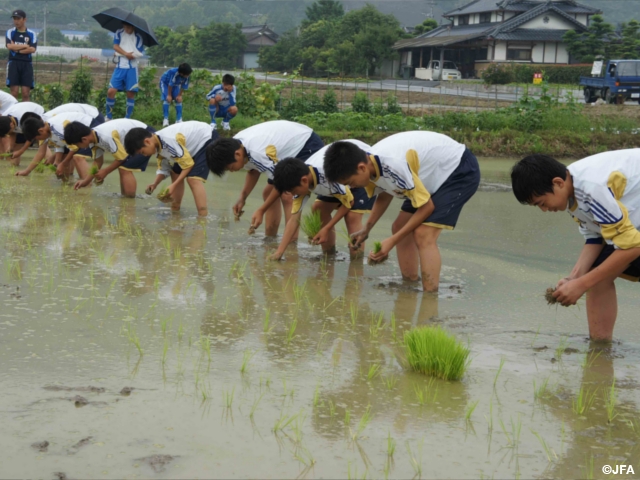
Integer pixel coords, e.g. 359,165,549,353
0,45,149,65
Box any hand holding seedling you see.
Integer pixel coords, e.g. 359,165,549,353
74,177,93,190
55,163,66,177
350,228,369,249
369,239,390,264
269,250,284,261
15,169,29,176
233,199,245,218
250,210,264,230
553,278,586,306
234,210,244,221
93,169,107,184
312,227,330,245
145,184,156,195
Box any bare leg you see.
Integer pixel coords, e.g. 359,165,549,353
21,85,30,102
344,211,365,260
281,192,297,241
74,156,89,179
119,169,137,198
413,225,443,293
169,171,185,212
314,201,337,255
392,211,420,281
586,280,617,342
9,85,19,99
187,177,208,216
263,184,282,236
1,136,11,154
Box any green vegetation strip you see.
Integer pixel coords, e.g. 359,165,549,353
404,326,470,381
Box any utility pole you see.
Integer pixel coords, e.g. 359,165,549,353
43,1,47,46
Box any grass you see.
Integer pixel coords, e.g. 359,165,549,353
572,385,597,415
300,210,322,240
604,379,618,423
465,400,479,422
404,326,470,381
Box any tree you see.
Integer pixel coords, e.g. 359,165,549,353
610,19,640,59
414,18,438,36
564,14,615,63
188,23,247,69
88,30,113,49
304,0,344,25
42,28,66,47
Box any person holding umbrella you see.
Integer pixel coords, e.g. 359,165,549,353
106,22,145,120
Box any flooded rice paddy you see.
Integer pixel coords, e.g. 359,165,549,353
1,154,639,479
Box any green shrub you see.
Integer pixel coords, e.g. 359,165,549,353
404,326,470,381
482,63,592,85
321,89,338,113
351,91,371,113
68,68,93,103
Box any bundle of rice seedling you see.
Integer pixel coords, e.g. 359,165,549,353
89,165,99,176
373,241,382,254
545,287,569,307
404,326,470,381
48,164,57,172
234,210,245,221
157,187,172,203
300,210,322,241
0,152,13,158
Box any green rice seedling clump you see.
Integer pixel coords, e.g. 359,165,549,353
0,151,12,158
300,210,322,241
157,187,172,203
48,164,57,172
34,161,46,173
404,326,470,381
89,165,99,176
373,241,382,254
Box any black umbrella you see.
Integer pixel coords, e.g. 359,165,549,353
92,7,159,47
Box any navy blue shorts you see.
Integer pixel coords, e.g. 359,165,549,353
266,132,324,185
6,61,34,89
15,133,27,145
66,115,106,157
171,130,219,181
120,126,156,171
317,187,376,213
591,244,640,282
401,148,480,229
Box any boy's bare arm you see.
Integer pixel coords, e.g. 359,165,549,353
270,211,302,260
15,142,48,176
558,243,605,286
351,192,393,247
234,170,260,216
314,204,350,245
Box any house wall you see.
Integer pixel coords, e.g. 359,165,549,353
242,53,260,69
575,13,588,26
543,42,558,63
494,41,507,61
520,12,576,30
532,42,544,63
556,43,569,63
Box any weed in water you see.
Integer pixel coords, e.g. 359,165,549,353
369,312,385,339
572,385,598,415
300,210,322,241
387,431,396,457
223,387,235,408
530,429,556,462
533,376,551,401
465,400,479,422
555,336,569,362
383,375,398,391
366,363,381,381
286,317,298,344
404,326,470,381
604,379,618,423
494,357,505,389
241,349,255,374
405,440,423,478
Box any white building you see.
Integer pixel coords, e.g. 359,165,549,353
392,0,601,78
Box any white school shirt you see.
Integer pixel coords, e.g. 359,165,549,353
0,90,18,114
155,121,211,176
44,103,100,120
567,149,640,250
366,131,466,208
113,28,144,69
292,139,371,214
5,102,45,134
46,112,94,153
234,120,313,180
90,119,147,161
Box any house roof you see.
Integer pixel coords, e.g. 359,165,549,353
393,32,487,49
241,24,279,44
486,2,590,37
444,0,600,17
492,28,569,41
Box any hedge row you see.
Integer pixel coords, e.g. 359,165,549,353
482,63,592,85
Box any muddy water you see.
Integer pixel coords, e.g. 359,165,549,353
1,154,639,479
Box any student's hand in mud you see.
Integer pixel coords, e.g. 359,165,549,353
11,151,21,160
167,183,177,198
312,228,330,246
74,177,93,190
56,163,66,176
145,184,157,195
349,229,369,249
269,250,284,261
15,169,29,177
250,210,264,231
553,279,585,306
93,169,107,184
369,238,392,264
233,199,246,217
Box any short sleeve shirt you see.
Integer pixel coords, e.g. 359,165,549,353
6,27,37,62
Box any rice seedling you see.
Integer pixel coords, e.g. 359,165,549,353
555,337,569,362
493,357,505,389
485,399,494,437
349,301,359,326
89,165,99,176
313,385,321,408
249,392,265,419
530,429,556,462
273,410,299,433
530,325,541,348
160,315,173,336
387,431,396,458
344,407,351,427
604,379,618,423
383,375,398,391
240,349,255,374
414,379,438,405
222,387,235,408
584,453,594,480
390,313,397,341
157,187,172,203
122,323,143,356
350,405,372,441
263,308,273,333
366,363,380,381
34,161,47,173
465,400,479,422
369,312,385,339
300,210,322,241
286,317,298,344
533,376,551,401
292,281,307,307
581,350,601,369
294,446,316,469
572,385,597,415
499,416,522,449
373,241,382,254
405,440,423,478
328,399,336,417
404,327,470,381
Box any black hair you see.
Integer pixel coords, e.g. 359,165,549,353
64,121,93,145
222,74,235,86
21,117,46,142
272,157,309,193
0,116,14,137
511,154,568,204
19,111,42,127
323,141,368,183
124,127,154,155
206,137,242,177
178,63,192,76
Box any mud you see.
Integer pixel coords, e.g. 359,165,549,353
136,454,177,473
71,396,88,408
44,386,105,393
31,441,49,452
68,437,92,454
120,387,134,396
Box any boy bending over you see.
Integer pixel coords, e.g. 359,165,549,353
159,63,192,127
324,132,480,293
0,101,44,165
511,150,640,341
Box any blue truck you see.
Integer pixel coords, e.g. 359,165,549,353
580,60,640,104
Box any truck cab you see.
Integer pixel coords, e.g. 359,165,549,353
415,60,462,81
580,60,640,104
